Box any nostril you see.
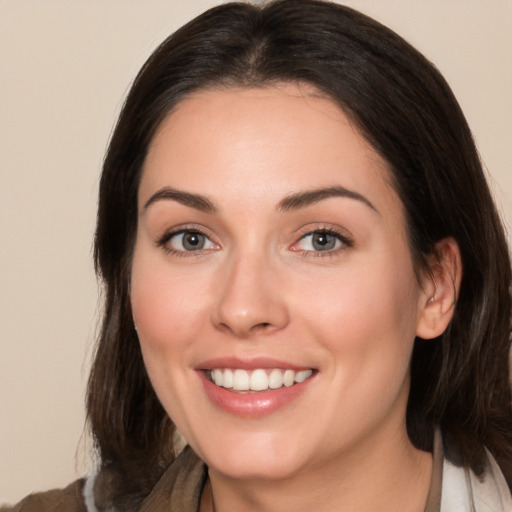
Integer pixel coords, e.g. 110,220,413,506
251,322,275,334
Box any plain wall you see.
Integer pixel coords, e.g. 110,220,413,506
1,0,510,504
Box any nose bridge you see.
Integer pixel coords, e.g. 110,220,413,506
212,245,289,337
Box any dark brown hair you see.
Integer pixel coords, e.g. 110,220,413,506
87,0,512,507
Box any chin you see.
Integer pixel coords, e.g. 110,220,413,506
194,430,311,481
209,454,307,481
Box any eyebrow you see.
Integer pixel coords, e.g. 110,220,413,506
143,185,378,215
143,187,218,213
277,186,379,214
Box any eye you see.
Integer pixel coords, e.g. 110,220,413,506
161,230,217,253
291,229,351,253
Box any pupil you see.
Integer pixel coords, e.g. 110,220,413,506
183,232,204,250
313,233,335,251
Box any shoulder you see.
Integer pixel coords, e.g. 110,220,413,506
0,479,87,512
1,448,206,512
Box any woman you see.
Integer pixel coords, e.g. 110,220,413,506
3,1,511,510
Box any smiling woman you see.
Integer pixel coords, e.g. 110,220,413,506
2,1,511,511
132,86,439,498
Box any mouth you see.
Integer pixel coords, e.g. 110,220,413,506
197,358,317,416
207,367,314,392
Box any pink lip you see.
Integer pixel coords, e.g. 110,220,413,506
196,358,316,418
197,356,311,371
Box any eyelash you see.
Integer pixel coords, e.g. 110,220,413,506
291,227,353,259
156,226,353,258
156,227,218,257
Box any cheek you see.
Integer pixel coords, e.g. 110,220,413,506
129,248,207,422
130,247,209,352
292,256,420,376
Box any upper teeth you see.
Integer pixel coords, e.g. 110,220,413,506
210,368,313,391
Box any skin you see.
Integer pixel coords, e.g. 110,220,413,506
131,84,460,511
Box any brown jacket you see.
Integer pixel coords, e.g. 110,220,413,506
0,448,206,512
0,480,87,512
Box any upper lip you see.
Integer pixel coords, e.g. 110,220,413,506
196,356,314,371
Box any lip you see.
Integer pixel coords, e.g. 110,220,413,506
196,357,316,418
197,356,312,371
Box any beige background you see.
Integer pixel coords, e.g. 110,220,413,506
1,0,510,504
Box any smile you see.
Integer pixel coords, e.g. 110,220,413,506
209,368,314,392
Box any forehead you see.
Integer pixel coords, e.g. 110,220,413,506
140,84,399,216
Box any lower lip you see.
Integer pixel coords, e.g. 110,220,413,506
198,371,314,418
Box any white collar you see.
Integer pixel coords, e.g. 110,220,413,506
441,448,512,512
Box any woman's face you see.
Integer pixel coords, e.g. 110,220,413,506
131,85,431,480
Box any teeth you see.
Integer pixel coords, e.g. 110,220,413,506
283,369,295,387
250,369,268,391
222,368,233,389
210,368,313,391
268,368,283,389
233,369,250,391
295,370,311,383
213,369,223,387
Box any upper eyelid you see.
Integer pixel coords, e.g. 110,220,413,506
300,230,350,243
293,224,353,241
156,225,216,246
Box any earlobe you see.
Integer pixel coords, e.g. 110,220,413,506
416,237,462,340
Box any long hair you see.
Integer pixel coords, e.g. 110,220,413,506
88,0,512,507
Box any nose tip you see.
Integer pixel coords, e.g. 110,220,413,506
211,258,289,338
216,313,275,338
213,295,288,338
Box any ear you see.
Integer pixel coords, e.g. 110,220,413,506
416,237,462,340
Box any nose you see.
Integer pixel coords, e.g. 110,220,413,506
211,251,290,338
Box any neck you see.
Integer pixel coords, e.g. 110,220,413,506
207,426,432,512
